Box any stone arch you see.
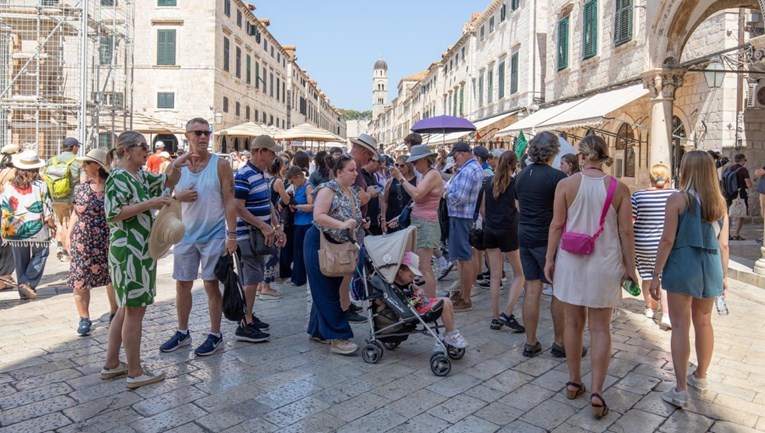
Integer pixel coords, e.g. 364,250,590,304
651,0,761,68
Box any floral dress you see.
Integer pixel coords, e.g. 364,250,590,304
1,180,53,247
69,181,110,290
105,169,165,307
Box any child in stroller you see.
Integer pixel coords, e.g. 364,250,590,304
394,252,468,349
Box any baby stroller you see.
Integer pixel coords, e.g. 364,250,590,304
358,226,465,376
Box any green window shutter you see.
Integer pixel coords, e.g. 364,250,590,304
498,61,505,99
157,92,174,109
157,0,176,6
156,29,176,65
99,36,113,65
223,37,229,71
255,61,260,89
557,16,569,70
511,53,519,94
614,0,632,46
512,0,519,11
459,87,464,116
583,0,598,59
500,4,506,21
478,75,484,107
246,55,251,84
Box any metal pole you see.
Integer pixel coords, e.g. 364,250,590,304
79,0,89,153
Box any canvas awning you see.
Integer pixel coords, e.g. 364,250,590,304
274,123,344,142
218,122,279,138
496,84,648,136
424,111,517,145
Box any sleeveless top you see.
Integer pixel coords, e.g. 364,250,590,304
412,169,442,222
314,180,361,243
553,174,623,308
293,182,313,225
386,176,415,221
176,154,225,243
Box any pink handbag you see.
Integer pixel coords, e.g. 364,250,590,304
560,177,617,255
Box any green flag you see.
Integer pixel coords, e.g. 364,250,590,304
515,131,528,159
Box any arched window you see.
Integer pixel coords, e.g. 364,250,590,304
616,123,635,177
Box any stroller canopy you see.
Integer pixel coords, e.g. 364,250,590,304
363,226,418,283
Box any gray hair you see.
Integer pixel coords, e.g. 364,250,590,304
528,132,560,164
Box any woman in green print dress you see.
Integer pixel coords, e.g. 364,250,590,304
100,131,190,389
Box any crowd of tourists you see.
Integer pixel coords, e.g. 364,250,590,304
0,120,749,414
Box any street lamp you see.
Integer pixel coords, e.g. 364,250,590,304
704,60,726,88
214,110,223,125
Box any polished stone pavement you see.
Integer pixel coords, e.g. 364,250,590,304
0,251,764,433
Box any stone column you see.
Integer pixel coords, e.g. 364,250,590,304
750,35,765,278
641,69,685,169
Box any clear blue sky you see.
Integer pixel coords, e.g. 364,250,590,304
254,1,483,111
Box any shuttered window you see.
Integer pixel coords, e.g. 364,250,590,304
156,29,176,65
500,3,506,21
478,75,484,107
498,61,505,99
487,70,494,104
511,0,519,11
614,0,632,46
222,37,230,72
235,46,241,78
255,61,260,89
157,92,174,109
582,0,598,59
157,0,176,6
459,87,464,116
510,53,519,94
246,54,251,84
99,36,113,65
557,16,569,70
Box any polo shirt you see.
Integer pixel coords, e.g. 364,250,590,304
234,161,272,242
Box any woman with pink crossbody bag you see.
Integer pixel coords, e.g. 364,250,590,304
543,135,638,420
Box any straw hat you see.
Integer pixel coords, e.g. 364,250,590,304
148,200,185,259
76,148,111,173
349,133,378,154
406,144,437,163
12,150,45,170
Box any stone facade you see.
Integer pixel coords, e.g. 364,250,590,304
132,0,344,151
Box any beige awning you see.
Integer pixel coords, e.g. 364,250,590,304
98,112,184,134
219,122,279,138
274,123,344,142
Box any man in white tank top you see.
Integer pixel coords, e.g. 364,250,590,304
159,117,238,357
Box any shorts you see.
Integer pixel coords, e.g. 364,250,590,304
53,203,72,225
448,217,473,261
172,238,225,281
483,226,518,253
520,245,549,283
237,239,266,286
413,216,441,249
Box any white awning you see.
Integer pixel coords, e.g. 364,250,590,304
496,84,648,136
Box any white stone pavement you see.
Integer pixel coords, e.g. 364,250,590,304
0,252,764,433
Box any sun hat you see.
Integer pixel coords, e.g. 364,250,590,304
12,150,45,170
252,135,284,153
442,156,456,172
447,141,471,157
1,144,20,155
148,199,185,260
401,251,423,277
406,144,438,163
76,148,111,173
349,133,378,154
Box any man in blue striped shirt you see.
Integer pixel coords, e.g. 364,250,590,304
446,142,484,311
233,135,286,343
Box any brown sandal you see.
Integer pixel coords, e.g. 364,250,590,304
591,393,609,419
566,381,586,400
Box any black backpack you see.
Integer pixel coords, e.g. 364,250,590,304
722,166,743,200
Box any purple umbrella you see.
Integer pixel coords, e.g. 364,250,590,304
411,115,476,134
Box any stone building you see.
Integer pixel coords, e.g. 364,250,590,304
132,0,344,152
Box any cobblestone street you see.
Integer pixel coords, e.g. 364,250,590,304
0,250,764,433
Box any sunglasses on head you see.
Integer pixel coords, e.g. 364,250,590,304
188,130,211,137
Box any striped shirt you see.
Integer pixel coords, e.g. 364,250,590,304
632,188,676,254
234,162,272,242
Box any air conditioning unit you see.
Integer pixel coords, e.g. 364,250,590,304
746,80,765,108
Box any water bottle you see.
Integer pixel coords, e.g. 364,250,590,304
715,296,729,316
621,278,641,297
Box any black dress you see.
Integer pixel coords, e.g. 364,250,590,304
385,176,416,233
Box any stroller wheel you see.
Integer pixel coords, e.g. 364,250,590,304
382,341,400,350
446,345,466,360
361,343,383,364
429,353,451,376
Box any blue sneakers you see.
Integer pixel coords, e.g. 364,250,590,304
194,334,224,356
77,318,92,336
159,330,192,352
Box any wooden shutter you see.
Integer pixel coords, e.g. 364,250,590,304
557,16,569,70
498,61,505,99
511,53,519,93
157,30,176,65
583,1,598,59
614,0,632,46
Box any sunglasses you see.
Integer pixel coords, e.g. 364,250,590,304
131,143,149,151
395,163,406,168
188,130,211,137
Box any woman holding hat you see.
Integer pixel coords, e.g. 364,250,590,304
68,149,117,336
389,144,444,297
1,150,55,300
100,131,187,389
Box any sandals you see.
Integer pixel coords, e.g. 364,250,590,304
591,393,609,419
731,235,745,240
566,382,586,400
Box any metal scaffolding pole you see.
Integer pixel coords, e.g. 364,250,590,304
79,0,88,151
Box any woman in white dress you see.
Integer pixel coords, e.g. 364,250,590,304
544,135,638,419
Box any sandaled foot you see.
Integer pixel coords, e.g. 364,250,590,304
591,393,609,419
566,381,586,400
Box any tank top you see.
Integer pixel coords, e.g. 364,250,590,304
176,154,225,243
411,169,442,222
385,177,415,221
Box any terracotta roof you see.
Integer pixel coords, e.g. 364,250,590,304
403,70,428,81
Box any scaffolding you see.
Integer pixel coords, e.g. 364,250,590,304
0,0,133,158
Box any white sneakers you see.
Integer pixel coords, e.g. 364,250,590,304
443,330,468,349
661,387,688,407
126,370,166,389
644,308,655,319
687,372,709,394
330,339,358,355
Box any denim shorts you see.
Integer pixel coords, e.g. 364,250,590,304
448,217,473,261
172,238,225,281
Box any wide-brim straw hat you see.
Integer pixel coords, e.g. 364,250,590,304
12,150,45,170
349,133,378,154
148,200,184,260
76,148,111,173
406,144,437,163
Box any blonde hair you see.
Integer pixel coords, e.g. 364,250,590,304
578,135,613,167
678,150,727,223
106,131,145,167
649,164,670,188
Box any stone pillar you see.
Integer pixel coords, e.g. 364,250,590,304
641,69,685,169
749,35,765,277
